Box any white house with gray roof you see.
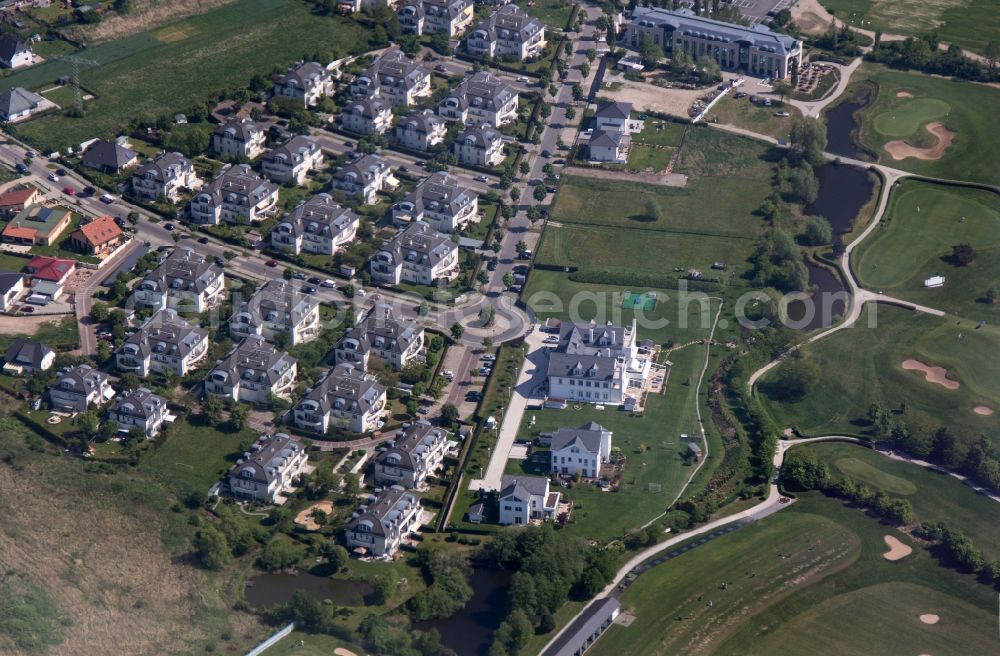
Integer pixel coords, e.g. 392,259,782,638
188,164,279,225
212,117,267,160
269,193,359,256
4,338,54,375
391,171,478,233
131,152,201,203
453,124,505,167
588,128,629,163
82,139,138,175
340,96,394,136
392,109,447,152
594,100,642,134
116,309,209,378
335,303,425,372
260,135,323,186
438,71,518,127
48,364,113,412
108,387,168,438
0,34,33,68
0,86,44,121
345,486,422,557
546,319,649,406
228,433,308,504
550,422,613,478
292,363,387,435
498,474,560,525
465,4,546,61
230,279,320,346
370,221,458,286
350,49,431,107
397,0,474,37
205,336,298,404
332,153,396,205
374,420,448,489
626,7,803,79
132,248,225,313
272,61,336,107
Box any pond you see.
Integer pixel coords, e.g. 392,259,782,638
805,162,876,235
416,568,512,656
243,570,375,609
786,260,848,332
825,83,875,161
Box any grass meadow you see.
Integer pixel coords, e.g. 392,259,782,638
590,490,997,656
817,0,1000,54
853,179,1000,321
2,0,368,153
852,65,1000,185
758,304,1000,440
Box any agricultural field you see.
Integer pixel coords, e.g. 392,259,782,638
0,419,265,655
818,0,1000,54
853,179,1000,321
0,0,368,153
802,442,1000,559
851,65,1000,185
542,128,773,280
590,493,996,656
758,304,1000,440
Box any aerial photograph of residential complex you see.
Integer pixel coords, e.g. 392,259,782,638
0,0,997,655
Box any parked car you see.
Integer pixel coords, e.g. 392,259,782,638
546,186,557,193
197,236,209,244
292,272,307,280
56,167,67,176
541,149,552,158
344,140,354,148
63,186,75,195
474,174,489,182
15,163,27,173
266,259,278,267
465,391,481,402
774,111,790,118
47,173,59,182
435,64,448,72
308,276,322,285
99,194,115,204
398,166,409,173
321,279,336,288
517,76,529,83
82,185,96,196
302,285,317,294
164,223,175,231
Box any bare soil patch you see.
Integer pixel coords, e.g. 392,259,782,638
919,613,940,625
0,313,72,335
901,359,960,390
973,405,994,416
883,535,913,561
294,501,334,531
885,122,956,161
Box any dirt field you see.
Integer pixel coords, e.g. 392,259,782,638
884,122,956,161
601,74,706,118
901,358,960,389
882,535,913,561
61,0,238,44
0,313,73,336
0,428,258,655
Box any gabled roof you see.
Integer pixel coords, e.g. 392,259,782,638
0,34,30,61
394,171,476,219
455,123,503,149
589,128,626,149
471,4,544,43
133,151,194,184
442,71,516,113
595,100,631,120
208,336,296,388
0,185,38,207
276,61,330,90
73,215,121,247
0,270,22,294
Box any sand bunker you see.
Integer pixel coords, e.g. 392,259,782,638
896,91,914,98
973,405,994,416
919,614,940,625
885,122,955,161
294,501,334,531
334,648,360,656
901,359,960,390
883,535,913,561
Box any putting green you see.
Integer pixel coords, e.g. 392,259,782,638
872,98,951,137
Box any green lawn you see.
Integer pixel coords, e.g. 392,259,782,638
0,315,79,352
141,415,260,494
523,0,575,28
1,0,368,153
630,120,686,148
851,65,1000,185
803,441,1000,560
853,179,1000,321
508,345,713,542
758,304,1000,441
626,144,673,172
818,0,1000,54
591,494,996,656
707,95,799,141
263,630,367,656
